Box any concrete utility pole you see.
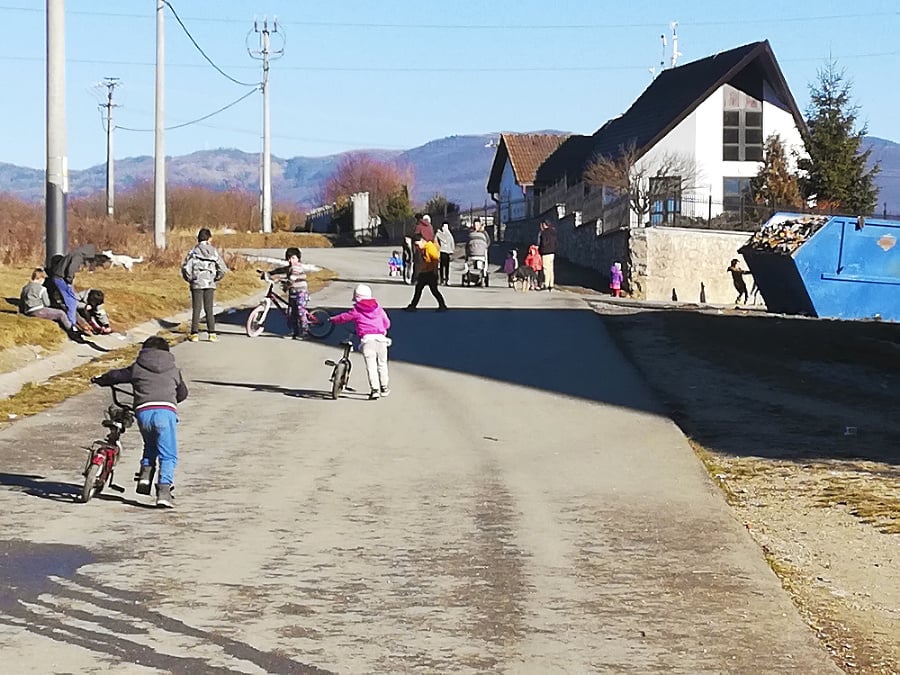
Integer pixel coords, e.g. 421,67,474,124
99,77,120,217
248,17,284,233
45,0,68,263
153,0,166,249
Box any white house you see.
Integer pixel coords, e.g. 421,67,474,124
499,41,810,304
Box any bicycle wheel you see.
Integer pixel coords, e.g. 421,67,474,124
306,309,334,339
245,304,267,337
81,462,101,503
331,361,347,400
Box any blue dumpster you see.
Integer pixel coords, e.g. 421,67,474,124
740,212,900,322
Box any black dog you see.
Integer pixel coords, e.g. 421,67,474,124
512,264,537,292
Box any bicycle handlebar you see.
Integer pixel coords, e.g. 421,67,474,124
91,380,135,411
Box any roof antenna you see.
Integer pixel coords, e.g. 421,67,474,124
670,21,682,68
660,33,667,71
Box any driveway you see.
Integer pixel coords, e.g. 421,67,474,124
0,246,837,673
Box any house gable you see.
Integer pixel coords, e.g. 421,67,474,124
535,40,805,188
487,132,569,195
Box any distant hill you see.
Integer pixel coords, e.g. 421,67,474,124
1,134,898,213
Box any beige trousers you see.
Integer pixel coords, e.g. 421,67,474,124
361,340,390,391
542,254,556,289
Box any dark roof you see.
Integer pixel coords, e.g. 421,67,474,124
535,40,805,186
486,133,569,194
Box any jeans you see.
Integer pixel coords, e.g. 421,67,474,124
191,288,215,334
53,277,78,325
408,271,446,308
136,408,179,486
288,290,310,336
361,339,389,391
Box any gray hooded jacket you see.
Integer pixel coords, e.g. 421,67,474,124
95,348,188,412
181,241,228,290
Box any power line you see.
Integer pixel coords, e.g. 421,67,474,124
117,88,258,132
161,0,259,87
0,5,896,29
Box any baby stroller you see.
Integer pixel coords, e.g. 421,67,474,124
461,256,490,287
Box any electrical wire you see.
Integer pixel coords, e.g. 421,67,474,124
161,0,259,88
116,87,258,132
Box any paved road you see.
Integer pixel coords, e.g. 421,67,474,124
0,247,837,673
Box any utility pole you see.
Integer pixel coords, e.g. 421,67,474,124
248,17,284,233
45,0,68,263
99,77,120,217
153,0,166,249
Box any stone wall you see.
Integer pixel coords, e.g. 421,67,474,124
641,227,753,303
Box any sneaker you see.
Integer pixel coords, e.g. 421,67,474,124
380,387,391,397
135,465,154,495
403,306,417,312
208,333,219,342
156,484,175,508
188,333,200,342
368,390,380,400
436,306,449,312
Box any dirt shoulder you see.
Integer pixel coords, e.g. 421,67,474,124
592,300,900,674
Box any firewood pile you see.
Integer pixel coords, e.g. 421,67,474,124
744,215,830,254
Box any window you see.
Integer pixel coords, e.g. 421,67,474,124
649,176,681,225
723,177,752,212
723,84,763,161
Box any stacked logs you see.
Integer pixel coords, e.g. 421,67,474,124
744,215,830,254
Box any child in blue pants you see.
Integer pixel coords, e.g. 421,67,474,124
93,336,188,508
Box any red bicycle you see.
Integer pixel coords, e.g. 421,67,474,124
80,384,134,503
245,271,334,339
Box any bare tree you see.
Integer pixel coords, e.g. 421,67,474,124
321,153,414,218
583,143,700,225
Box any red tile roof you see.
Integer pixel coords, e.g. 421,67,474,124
487,133,569,194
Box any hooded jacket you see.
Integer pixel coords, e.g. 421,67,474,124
524,245,543,271
330,298,391,340
435,226,455,254
414,220,435,242
181,241,228,290
95,347,188,412
49,244,96,284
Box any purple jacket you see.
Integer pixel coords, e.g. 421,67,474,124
331,299,390,339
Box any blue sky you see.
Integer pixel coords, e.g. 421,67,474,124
2,0,898,170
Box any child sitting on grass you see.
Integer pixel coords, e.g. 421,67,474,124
19,268,76,336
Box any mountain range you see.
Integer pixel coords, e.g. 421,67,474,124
1,134,898,214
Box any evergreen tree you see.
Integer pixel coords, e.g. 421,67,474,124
751,133,802,208
797,60,879,214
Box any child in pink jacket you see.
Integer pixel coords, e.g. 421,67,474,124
330,284,392,400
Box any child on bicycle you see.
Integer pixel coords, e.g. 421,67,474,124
330,284,392,400
268,247,310,339
92,336,188,508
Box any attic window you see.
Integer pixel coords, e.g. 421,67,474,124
723,84,763,162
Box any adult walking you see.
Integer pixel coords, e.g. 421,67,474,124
538,220,557,291
435,221,455,285
405,234,448,312
181,228,228,342
414,214,435,241
46,243,96,328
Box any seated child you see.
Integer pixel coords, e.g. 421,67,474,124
20,268,74,333
502,250,519,287
76,288,112,334
388,250,403,277
268,247,310,339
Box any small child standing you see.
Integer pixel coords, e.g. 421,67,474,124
269,247,310,339
92,336,188,508
330,284,392,400
609,261,623,297
524,245,543,290
728,258,751,304
388,250,403,277
503,250,518,287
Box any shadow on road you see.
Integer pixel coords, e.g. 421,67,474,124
0,540,332,674
0,473,80,502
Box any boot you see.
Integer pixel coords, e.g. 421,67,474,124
156,484,175,508
135,464,155,495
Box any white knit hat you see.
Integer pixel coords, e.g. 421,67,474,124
353,284,373,301
422,214,431,223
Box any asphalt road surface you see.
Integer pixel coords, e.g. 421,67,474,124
0,247,838,673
